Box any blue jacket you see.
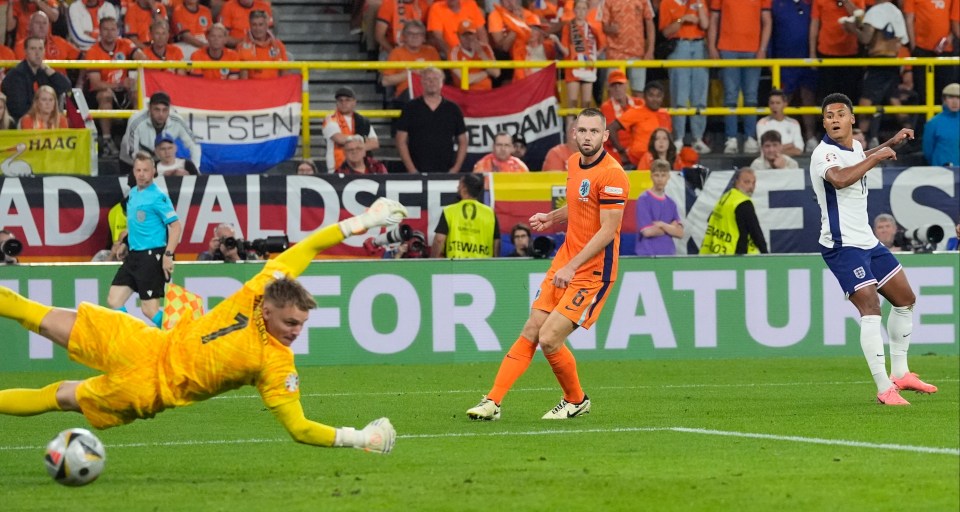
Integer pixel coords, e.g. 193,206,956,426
923,106,959,167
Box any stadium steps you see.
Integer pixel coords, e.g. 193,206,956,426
271,0,400,172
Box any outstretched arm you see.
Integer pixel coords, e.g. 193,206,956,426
270,400,396,453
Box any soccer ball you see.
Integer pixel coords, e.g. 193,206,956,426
44,428,106,486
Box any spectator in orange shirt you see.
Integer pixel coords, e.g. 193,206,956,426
219,0,272,48
374,0,431,58
14,11,80,63
449,20,499,91
636,127,699,171
560,0,605,115
321,86,379,173
142,19,187,74
542,120,579,172
904,0,960,107
84,17,146,156
660,0,711,155
426,0,487,58
237,10,289,80
514,22,567,82
16,84,67,129
381,20,440,106
708,0,771,155
9,0,59,43
602,0,655,95
190,23,245,80
66,0,119,52
599,69,641,163
487,0,539,83
172,0,212,60
473,132,530,172
607,80,672,167
125,0,168,50
810,0,865,103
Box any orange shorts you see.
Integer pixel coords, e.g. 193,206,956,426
69,303,166,429
531,276,614,330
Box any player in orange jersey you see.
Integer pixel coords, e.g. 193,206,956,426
466,108,630,420
0,198,408,453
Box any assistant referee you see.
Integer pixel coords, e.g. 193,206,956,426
106,152,182,327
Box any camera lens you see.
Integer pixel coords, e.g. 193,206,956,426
1,239,23,257
222,237,238,249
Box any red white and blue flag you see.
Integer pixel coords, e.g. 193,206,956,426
143,71,301,174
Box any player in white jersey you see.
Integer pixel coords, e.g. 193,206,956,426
810,93,937,406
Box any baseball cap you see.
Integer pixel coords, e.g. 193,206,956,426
155,132,175,146
943,83,960,97
607,70,628,85
457,20,478,35
334,87,356,99
150,92,171,106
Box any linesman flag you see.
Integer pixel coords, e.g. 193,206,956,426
162,283,205,330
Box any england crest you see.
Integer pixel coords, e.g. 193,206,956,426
853,266,866,279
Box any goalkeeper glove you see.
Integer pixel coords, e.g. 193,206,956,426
334,417,397,454
339,198,408,237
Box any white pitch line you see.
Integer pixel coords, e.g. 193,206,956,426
1,427,956,456
208,378,960,400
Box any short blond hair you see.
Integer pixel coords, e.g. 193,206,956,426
264,278,317,311
650,159,671,174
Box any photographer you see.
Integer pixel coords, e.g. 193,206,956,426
505,224,532,257
198,223,256,263
1,230,23,265
384,229,429,259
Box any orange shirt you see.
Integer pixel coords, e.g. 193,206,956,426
448,43,496,90
219,0,273,40
173,4,214,39
529,0,559,22
17,115,69,129
635,147,698,171
554,151,629,282
426,0,486,51
709,0,771,53
602,0,654,59
541,143,576,171
125,2,169,43
560,19,606,82
903,0,957,52
143,43,186,63
600,96,642,163
190,47,242,79
488,5,539,60
384,44,441,97
237,36,288,79
659,0,707,40
619,104,672,165
15,35,81,60
12,0,58,42
84,38,139,85
0,44,15,61
812,0,865,56
472,153,529,172
376,0,431,47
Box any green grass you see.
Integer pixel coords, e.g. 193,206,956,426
1,356,958,511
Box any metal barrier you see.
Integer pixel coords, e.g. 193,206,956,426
3,56,957,160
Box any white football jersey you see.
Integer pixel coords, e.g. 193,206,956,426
809,137,880,250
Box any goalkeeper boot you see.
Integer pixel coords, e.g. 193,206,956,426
877,385,910,406
466,396,500,421
340,198,408,236
541,394,591,419
891,372,938,394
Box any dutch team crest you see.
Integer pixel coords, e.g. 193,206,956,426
579,179,590,197
853,266,866,279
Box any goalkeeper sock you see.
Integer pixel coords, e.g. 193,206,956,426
860,315,891,392
887,305,913,379
273,224,345,277
488,336,536,404
545,345,585,404
0,285,53,333
0,381,63,416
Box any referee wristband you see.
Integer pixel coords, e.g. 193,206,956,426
164,250,175,257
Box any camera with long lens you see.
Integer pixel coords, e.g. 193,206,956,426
1,237,23,263
222,235,289,257
903,224,944,254
531,236,555,259
363,223,427,257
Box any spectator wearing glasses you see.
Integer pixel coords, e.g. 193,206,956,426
336,135,389,174
322,87,379,173
381,20,440,107
219,0,273,48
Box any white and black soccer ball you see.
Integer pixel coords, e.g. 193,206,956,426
44,428,106,486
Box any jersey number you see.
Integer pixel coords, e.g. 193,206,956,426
201,313,249,344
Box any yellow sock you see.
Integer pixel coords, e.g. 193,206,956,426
0,381,63,416
273,224,345,277
0,285,53,333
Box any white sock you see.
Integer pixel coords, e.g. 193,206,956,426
860,315,891,392
887,305,913,379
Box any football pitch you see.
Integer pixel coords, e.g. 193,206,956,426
1,356,958,511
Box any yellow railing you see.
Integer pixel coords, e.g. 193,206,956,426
7,56,957,159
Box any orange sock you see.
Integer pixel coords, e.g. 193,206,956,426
544,345,585,403
487,336,537,404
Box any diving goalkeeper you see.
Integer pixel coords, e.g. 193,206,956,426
0,198,408,454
